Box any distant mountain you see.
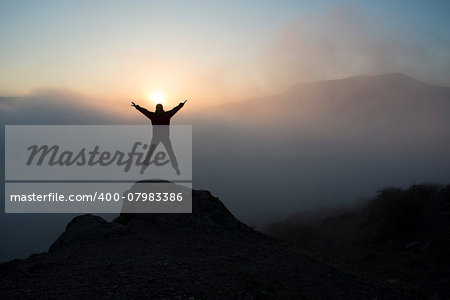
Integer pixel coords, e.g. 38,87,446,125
0,183,413,299
212,73,450,137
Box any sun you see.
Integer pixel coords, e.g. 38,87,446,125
149,91,166,105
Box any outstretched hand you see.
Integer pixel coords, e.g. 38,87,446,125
180,100,187,107
131,101,137,107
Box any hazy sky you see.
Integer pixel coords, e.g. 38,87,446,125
1,0,449,106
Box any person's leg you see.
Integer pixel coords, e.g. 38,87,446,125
161,138,180,175
140,138,159,174
143,142,158,166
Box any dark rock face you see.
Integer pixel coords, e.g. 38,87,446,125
0,185,414,299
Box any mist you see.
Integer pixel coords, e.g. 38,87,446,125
260,4,450,93
2,72,450,261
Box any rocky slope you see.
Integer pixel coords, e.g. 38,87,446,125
266,183,450,299
0,183,416,299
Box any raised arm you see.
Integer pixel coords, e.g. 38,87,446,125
131,101,154,119
167,100,186,118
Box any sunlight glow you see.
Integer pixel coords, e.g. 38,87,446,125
149,91,166,105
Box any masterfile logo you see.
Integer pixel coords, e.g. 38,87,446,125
4,125,192,213
5,125,192,180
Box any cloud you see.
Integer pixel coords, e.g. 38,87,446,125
262,4,450,90
0,88,136,125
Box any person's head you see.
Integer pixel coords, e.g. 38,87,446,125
155,104,164,112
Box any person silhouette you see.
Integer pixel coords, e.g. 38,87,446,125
131,100,186,175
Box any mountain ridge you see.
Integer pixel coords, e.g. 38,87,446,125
216,72,449,109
